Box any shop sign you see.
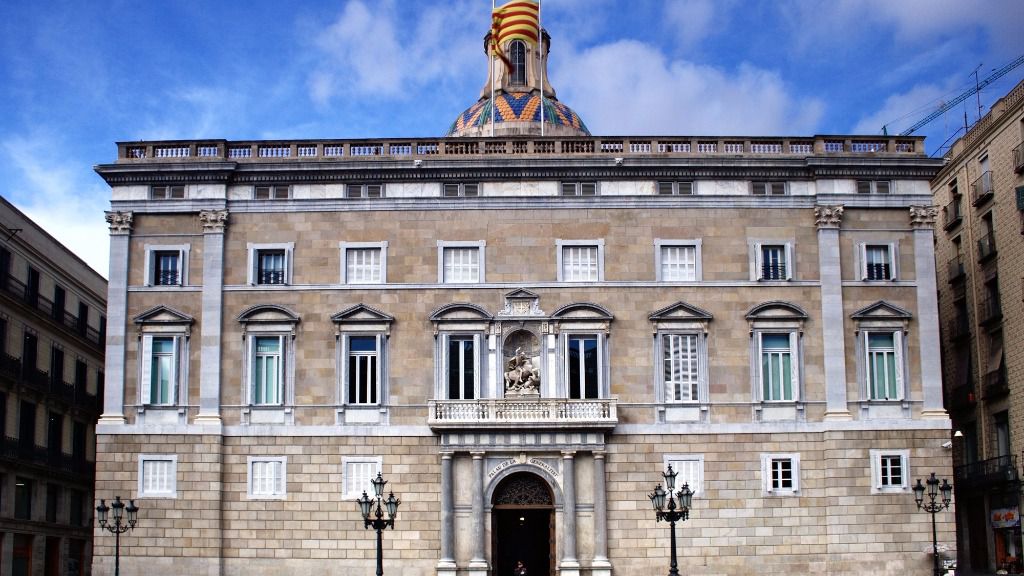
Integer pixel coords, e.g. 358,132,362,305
991,507,1020,528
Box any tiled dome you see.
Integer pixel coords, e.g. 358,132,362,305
446,92,590,137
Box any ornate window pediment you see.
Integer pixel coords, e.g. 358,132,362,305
746,301,808,328
134,305,194,331
237,304,300,326
551,302,613,321
649,301,713,331
498,289,545,317
331,304,394,335
850,301,913,321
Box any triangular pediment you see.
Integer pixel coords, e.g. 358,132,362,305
550,302,613,321
851,300,913,320
649,301,713,322
237,304,300,324
745,301,808,320
331,304,395,324
504,288,539,300
133,305,194,325
429,303,493,322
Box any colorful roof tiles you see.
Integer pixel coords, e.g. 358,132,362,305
447,92,590,136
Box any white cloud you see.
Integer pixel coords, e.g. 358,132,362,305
553,40,823,135
662,0,729,50
2,134,110,278
852,83,955,135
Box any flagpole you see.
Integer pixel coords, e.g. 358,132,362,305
539,0,544,137
491,0,496,137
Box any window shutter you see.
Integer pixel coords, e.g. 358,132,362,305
169,336,179,404
784,244,793,280
249,249,258,285
276,335,285,403
762,456,772,493
473,333,482,398
141,335,153,405
893,331,905,399
246,335,255,404
375,333,383,404
754,243,763,279
1016,185,1024,210
789,332,799,399
858,244,867,280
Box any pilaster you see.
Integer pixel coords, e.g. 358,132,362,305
468,451,488,575
437,451,457,576
99,211,132,425
195,210,227,426
815,205,853,420
909,206,949,419
560,450,580,576
591,450,612,576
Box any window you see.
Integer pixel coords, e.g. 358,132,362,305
346,184,384,198
340,242,387,284
560,182,598,196
442,183,479,197
761,454,800,494
248,457,287,499
46,484,59,523
346,336,380,405
509,40,527,85
856,180,892,194
566,335,600,399
247,243,293,285
446,335,478,400
251,336,283,405
870,449,909,492
759,333,796,401
663,334,699,402
557,240,604,282
657,181,694,195
144,245,189,287
656,241,701,281
138,455,177,498
438,241,485,283
141,335,181,406
865,332,903,400
664,455,704,496
254,185,290,200
15,477,32,519
343,457,383,499
756,243,792,280
151,185,185,200
752,181,787,195
862,244,894,280
69,490,84,526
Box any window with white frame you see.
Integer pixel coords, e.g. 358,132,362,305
248,243,293,286
445,335,479,400
438,241,485,283
650,301,712,414
761,453,800,494
248,457,287,499
657,181,694,195
346,335,382,405
856,180,891,195
664,455,704,496
862,244,895,280
752,181,787,196
656,241,701,281
870,449,909,493
442,183,479,197
151,185,185,200
144,245,189,287
663,333,700,402
557,240,604,282
759,332,797,401
566,334,600,399
333,306,392,417
346,184,383,198
756,244,791,280
138,455,177,498
343,457,382,499
254,185,290,200
142,336,179,405
238,305,299,412
865,331,903,400
250,335,284,405
340,242,387,284
560,182,598,196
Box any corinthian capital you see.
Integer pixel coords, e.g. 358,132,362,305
909,205,939,229
104,211,133,235
814,205,844,229
199,209,229,232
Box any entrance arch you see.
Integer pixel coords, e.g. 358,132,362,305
492,472,555,576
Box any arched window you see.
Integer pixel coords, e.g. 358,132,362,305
509,40,527,85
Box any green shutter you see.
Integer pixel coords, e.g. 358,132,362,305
1016,185,1024,210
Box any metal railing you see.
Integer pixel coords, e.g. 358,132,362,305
154,270,180,286
954,454,1017,489
983,365,1009,399
947,316,970,341
979,295,1003,325
428,397,617,429
865,262,891,281
971,171,994,206
0,275,103,348
947,256,965,282
258,270,285,285
942,198,963,229
760,264,787,280
977,233,997,261
1013,142,1024,174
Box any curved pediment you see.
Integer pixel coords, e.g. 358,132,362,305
236,304,300,324
331,303,395,324
429,303,493,322
850,300,913,320
550,302,614,321
745,301,808,320
133,305,194,325
649,301,713,322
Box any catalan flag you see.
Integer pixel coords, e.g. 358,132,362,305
490,0,540,67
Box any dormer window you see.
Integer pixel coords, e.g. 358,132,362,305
509,40,527,85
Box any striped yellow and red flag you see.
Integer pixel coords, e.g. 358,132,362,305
490,0,540,68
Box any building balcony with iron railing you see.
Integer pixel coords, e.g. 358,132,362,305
0,351,100,411
979,295,1003,326
947,256,966,283
0,436,94,481
977,232,997,262
942,198,963,230
947,315,970,342
983,365,1009,400
427,397,618,430
1014,142,1024,174
955,454,1019,490
971,171,994,206
0,274,103,349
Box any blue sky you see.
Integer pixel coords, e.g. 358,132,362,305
1,0,1022,277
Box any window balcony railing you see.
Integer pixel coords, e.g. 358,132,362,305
865,263,891,281
154,270,180,286
942,199,963,230
954,454,1018,489
977,233,997,261
947,316,970,341
0,352,21,379
23,366,50,394
258,270,285,285
760,264,787,280
983,365,1009,399
427,397,618,430
0,276,103,348
971,171,994,206
979,295,1003,326
1013,142,1024,174
947,256,965,282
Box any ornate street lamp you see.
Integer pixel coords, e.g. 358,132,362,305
96,496,139,576
358,472,401,576
913,472,953,576
649,464,693,576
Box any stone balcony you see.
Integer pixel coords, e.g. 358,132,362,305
427,397,618,430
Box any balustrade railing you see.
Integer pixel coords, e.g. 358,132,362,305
428,397,617,429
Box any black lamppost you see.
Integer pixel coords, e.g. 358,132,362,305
358,472,401,576
913,472,953,576
649,464,694,576
96,496,139,576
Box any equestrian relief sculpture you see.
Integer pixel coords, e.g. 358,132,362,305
504,347,540,395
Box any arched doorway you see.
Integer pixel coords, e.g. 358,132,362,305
492,471,555,576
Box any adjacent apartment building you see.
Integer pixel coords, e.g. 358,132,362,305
934,78,1024,573
0,197,106,576
92,20,955,576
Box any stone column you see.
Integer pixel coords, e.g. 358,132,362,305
99,211,132,425
591,451,612,576
560,450,580,576
438,451,457,575
468,451,488,575
815,205,852,420
195,210,227,426
910,206,948,418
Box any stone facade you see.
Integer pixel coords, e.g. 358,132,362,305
932,77,1024,572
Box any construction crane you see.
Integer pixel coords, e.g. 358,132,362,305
887,54,1024,136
